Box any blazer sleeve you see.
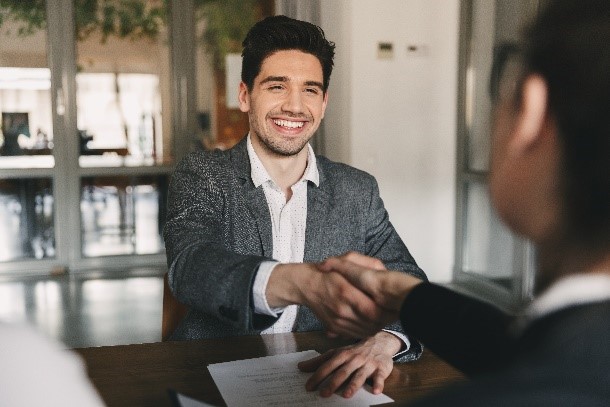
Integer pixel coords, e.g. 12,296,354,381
163,153,277,331
400,283,515,376
363,175,428,362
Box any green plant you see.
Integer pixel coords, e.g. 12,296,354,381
195,0,260,71
0,0,166,41
0,0,265,70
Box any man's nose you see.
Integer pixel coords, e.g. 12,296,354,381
281,88,305,114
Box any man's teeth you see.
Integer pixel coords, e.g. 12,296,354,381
273,119,304,129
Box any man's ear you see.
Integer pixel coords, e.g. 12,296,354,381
238,82,250,113
511,74,549,153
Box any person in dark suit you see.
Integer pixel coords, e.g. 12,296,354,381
163,15,426,395
305,0,610,404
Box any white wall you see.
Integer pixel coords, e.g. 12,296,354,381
321,0,459,282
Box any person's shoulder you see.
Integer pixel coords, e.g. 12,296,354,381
316,154,377,185
177,147,230,171
172,147,240,185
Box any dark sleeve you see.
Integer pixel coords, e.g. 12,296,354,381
363,175,427,362
163,153,276,331
400,283,515,376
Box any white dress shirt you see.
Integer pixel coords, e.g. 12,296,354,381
525,272,610,321
248,135,317,333
247,136,410,355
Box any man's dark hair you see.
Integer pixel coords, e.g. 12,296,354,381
241,15,335,92
523,0,610,250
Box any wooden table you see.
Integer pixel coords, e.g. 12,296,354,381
75,332,465,407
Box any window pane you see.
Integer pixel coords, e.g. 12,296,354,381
462,181,514,290
80,175,167,257
0,178,54,261
74,1,171,167
0,2,54,168
466,0,535,172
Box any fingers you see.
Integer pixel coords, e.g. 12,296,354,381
341,251,386,270
371,371,386,395
308,272,389,338
320,257,382,301
297,350,334,373
300,346,393,399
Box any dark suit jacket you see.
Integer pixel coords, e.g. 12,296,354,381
400,283,610,406
164,138,426,361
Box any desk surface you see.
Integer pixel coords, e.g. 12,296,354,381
75,332,465,407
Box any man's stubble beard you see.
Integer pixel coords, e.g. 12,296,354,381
249,107,315,157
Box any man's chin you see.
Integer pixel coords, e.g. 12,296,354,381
262,138,311,157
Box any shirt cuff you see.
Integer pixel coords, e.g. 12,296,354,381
253,261,287,317
382,329,411,359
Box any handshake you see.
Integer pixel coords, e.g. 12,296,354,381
271,252,423,340
266,252,425,398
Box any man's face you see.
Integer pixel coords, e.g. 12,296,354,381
489,52,526,234
239,50,328,157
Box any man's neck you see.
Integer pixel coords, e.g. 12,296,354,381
251,140,309,198
535,242,610,294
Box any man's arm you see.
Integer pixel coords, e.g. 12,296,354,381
401,283,515,377
321,253,516,376
361,175,427,362
164,153,275,331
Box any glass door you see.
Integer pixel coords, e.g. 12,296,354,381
0,0,175,275
0,0,276,276
0,1,57,273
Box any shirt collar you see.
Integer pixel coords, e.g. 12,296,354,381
525,273,610,321
246,134,319,188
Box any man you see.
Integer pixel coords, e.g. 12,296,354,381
308,0,610,404
163,15,426,395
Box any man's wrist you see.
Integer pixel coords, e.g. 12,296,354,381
266,263,315,308
373,330,404,357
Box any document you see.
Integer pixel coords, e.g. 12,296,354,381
168,389,219,407
207,350,394,406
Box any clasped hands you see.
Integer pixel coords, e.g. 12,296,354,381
307,251,423,339
269,252,422,398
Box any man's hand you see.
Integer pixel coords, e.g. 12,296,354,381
267,263,390,338
319,252,423,312
298,331,401,398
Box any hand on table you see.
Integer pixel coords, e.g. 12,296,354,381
298,331,401,398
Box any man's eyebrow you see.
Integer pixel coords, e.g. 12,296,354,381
304,80,324,89
259,76,288,85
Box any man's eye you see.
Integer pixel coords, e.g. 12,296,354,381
268,85,283,91
305,88,319,95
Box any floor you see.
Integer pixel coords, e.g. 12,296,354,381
0,268,164,348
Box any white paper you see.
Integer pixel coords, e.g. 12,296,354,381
207,350,394,407
174,392,218,407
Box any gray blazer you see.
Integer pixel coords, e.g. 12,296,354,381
164,138,426,361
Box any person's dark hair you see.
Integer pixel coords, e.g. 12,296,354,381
241,15,335,92
523,0,610,250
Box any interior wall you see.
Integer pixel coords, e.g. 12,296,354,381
321,0,459,282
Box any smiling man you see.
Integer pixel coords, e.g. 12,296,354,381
164,15,426,395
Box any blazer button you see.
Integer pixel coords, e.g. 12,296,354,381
219,305,238,321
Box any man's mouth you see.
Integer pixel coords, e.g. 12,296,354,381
272,119,305,129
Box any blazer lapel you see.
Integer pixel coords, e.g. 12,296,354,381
230,137,273,258
304,170,332,263
244,188,273,257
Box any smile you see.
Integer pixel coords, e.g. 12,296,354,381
272,119,305,129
